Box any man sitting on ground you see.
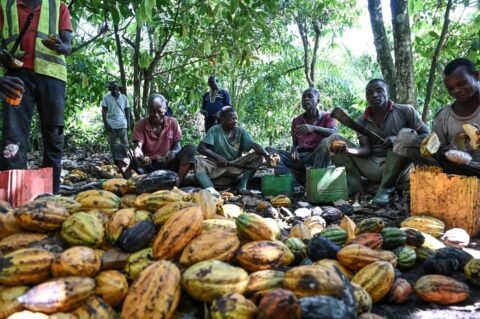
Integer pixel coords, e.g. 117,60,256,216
114,93,195,185
195,106,273,195
271,87,337,184
326,79,430,206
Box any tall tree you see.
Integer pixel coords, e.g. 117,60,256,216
285,0,359,87
391,0,416,105
367,0,396,99
421,0,453,121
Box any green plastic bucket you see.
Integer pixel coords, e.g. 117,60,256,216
306,167,348,203
261,174,294,196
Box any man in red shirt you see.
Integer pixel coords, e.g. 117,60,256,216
0,0,73,194
114,93,195,185
271,87,337,184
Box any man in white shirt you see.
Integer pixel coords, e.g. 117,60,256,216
101,81,131,167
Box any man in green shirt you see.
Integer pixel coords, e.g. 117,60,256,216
195,106,273,195
326,79,430,206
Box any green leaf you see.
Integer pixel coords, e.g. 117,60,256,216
408,0,416,15
111,6,121,25
139,51,151,68
203,38,211,55
428,31,440,39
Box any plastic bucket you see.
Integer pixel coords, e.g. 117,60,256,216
261,174,294,196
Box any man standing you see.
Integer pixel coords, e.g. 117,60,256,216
272,87,337,184
195,106,272,195
201,75,231,132
431,58,480,176
327,79,430,206
102,80,130,167
0,0,72,194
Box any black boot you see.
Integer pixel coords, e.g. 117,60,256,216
371,151,411,206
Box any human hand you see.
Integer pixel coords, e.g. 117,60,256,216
137,156,151,166
216,156,228,167
0,76,24,101
165,150,176,161
0,50,23,69
329,140,347,154
41,34,69,54
133,147,143,158
293,124,314,136
291,147,300,160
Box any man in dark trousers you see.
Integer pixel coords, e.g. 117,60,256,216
0,0,72,194
271,87,337,184
201,75,231,132
327,79,430,205
102,80,130,167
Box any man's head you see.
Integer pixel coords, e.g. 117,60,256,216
108,81,120,98
147,93,168,126
443,58,479,103
208,76,218,90
366,79,389,109
301,87,320,111
219,106,237,130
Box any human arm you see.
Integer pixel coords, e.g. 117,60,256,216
331,135,371,158
252,143,272,162
101,107,111,131
125,107,131,131
0,76,24,100
198,141,228,166
223,90,231,106
293,124,337,137
200,94,208,116
165,141,182,160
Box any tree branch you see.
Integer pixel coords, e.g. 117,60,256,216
152,54,218,76
122,35,136,49
310,19,322,87
422,0,453,121
71,24,108,54
296,18,313,87
147,1,182,73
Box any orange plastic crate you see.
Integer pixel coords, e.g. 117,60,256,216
0,168,53,207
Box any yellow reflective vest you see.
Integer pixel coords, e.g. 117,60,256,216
1,0,67,82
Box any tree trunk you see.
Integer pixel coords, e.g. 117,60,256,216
113,23,126,95
297,20,314,87
367,0,396,99
132,26,142,121
422,0,453,121
391,0,416,105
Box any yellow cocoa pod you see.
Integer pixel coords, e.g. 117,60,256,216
152,206,203,260
191,189,217,219
182,260,249,303
51,246,101,278
121,261,181,319
95,270,129,307
179,227,240,266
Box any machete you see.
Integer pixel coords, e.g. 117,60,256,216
330,107,385,142
226,162,258,170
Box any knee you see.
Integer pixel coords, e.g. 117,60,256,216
395,128,418,147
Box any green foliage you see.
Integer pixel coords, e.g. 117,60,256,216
61,0,478,153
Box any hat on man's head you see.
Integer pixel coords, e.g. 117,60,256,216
107,80,119,89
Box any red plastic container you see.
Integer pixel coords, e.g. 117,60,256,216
0,168,53,207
